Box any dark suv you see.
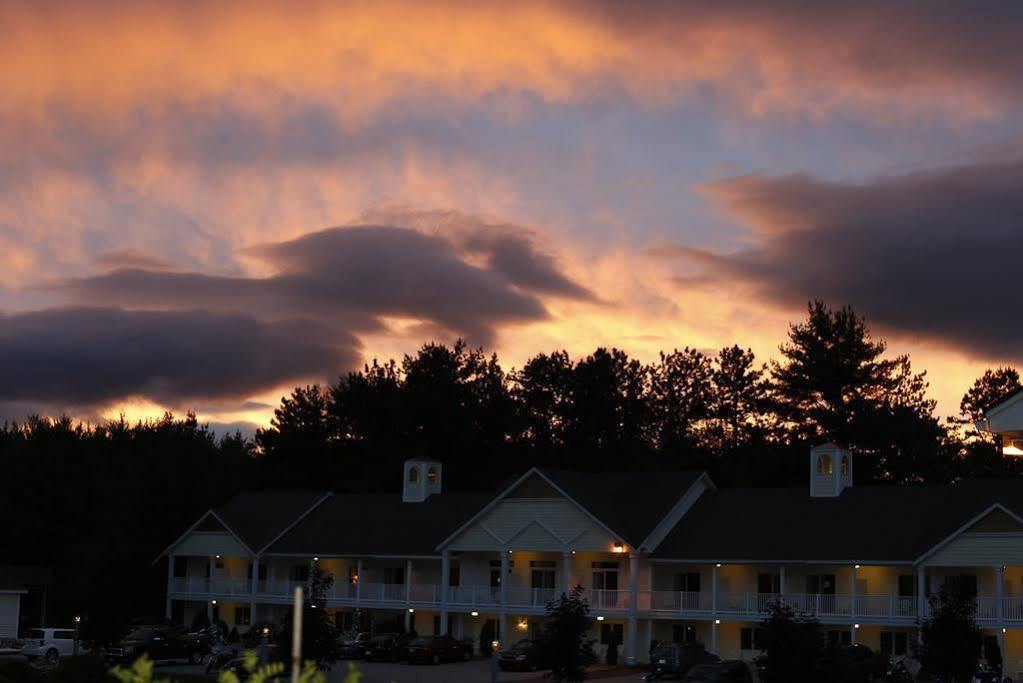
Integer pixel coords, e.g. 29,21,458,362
105,627,202,665
648,642,719,678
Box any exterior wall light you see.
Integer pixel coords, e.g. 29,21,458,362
714,619,720,625
471,611,479,617
517,619,529,631
854,624,860,629
211,600,217,605
715,563,722,568
854,564,860,569
313,557,319,562
408,608,415,613
612,543,626,554
596,616,605,621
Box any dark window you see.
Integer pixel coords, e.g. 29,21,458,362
671,624,697,644
173,557,187,578
247,563,267,580
212,604,220,622
741,628,752,651
290,565,309,582
806,574,836,595
234,606,251,626
894,632,907,655
600,623,623,645
490,569,502,587
758,573,780,594
880,632,892,655
897,575,916,597
383,567,405,585
215,558,225,570
408,468,419,483
449,562,460,587
827,630,851,647
673,573,701,592
433,615,441,636
531,561,556,589
171,601,184,625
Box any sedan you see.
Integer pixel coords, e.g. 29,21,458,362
405,635,472,664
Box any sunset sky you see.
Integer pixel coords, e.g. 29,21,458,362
2,0,1022,432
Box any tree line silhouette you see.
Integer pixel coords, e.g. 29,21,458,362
0,301,1019,630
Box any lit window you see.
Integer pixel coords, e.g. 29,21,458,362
840,455,849,476
427,467,438,485
408,467,419,483
817,455,832,475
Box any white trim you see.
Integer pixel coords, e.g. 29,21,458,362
435,467,634,552
914,502,1023,565
152,509,254,563
986,391,1023,419
264,553,443,560
0,589,27,595
256,492,333,554
639,473,715,552
503,519,567,548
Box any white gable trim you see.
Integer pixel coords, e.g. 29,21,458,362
256,492,334,555
504,519,567,548
639,472,715,553
436,468,632,551
153,509,255,564
914,502,1023,565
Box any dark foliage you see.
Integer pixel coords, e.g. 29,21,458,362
757,601,823,683
541,586,595,682
916,582,983,682
278,565,338,668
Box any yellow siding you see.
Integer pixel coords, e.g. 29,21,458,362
174,530,249,557
925,533,1023,567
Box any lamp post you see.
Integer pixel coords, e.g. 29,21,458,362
73,615,81,657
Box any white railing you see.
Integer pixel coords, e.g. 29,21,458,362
506,587,560,608
1004,597,1023,622
447,585,501,608
585,589,630,611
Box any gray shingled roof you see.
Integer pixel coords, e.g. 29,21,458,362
540,469,705,548
215,490,329,552
651,478,1023,563
266,491,493,556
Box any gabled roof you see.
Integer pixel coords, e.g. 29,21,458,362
538,469,706,548
652,477,1023,564
267,492,493,557
215,491,332,554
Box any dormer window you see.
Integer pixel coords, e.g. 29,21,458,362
427,467,438,485
840,455,849,476
817,454,832,475
408,467,419,483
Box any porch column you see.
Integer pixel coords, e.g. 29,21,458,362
440,552,450,634
165,555,174,619
250,554,259,626
355,559,363,607
627,554,639,665
405,559,414,631
916,565,925,643
711,564,719,616
562,550,572,596
711,619,719,655
850,565,857,625
997,565,1005,648
499,552,510,644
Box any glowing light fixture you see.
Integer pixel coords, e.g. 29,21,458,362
596,616,605,621
612,543,626,554
517,619,529,631
471,611,479,617
408,608,415,613
211,599,217,605
854,624,860,629
714,619,720,625
313,557,319,562
854,564,860,569
715,563,722,568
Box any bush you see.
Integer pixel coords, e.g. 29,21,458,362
0,660,43,683
50,656,117,683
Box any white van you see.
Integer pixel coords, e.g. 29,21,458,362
21,627,77,662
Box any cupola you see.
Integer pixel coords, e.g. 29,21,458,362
809,443,852,497
402,459,442,502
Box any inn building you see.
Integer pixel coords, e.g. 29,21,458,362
159,446,1023,672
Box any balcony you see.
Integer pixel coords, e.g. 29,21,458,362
166,580,1023,625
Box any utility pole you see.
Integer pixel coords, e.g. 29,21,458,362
291,585,303,683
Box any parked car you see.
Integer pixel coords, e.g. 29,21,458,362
405,635,472,664
683,660,753,683
647,642,718,678
105,627,203,665
22,628,78,663
336,632,371,659
363,633,410,662
498,638,549,671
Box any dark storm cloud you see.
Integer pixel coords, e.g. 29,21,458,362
0,307,356,404
668,161,1023,361
14,218,592,407
59,224,572,343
